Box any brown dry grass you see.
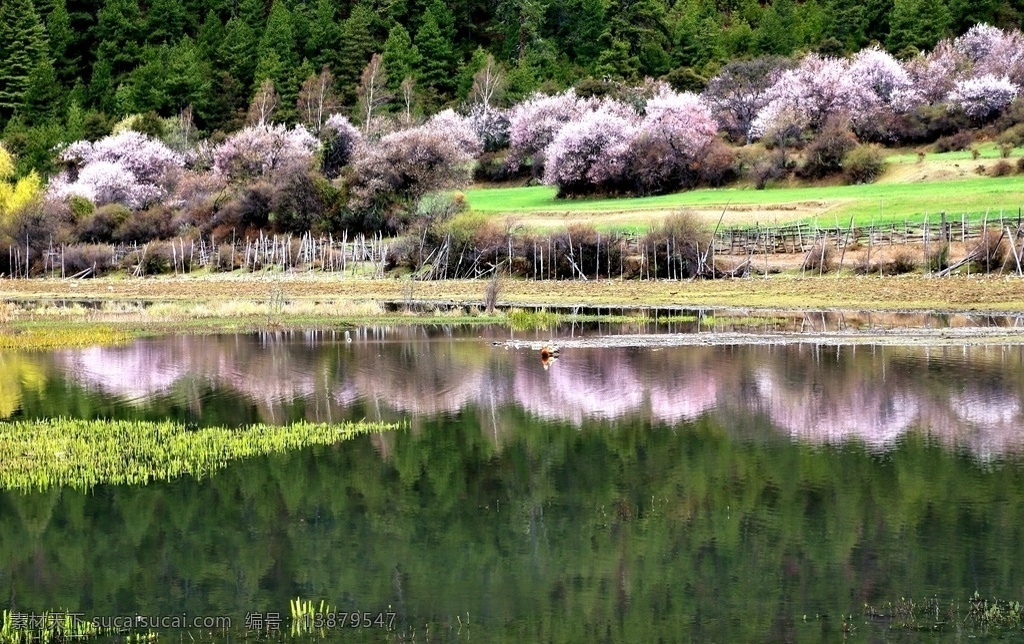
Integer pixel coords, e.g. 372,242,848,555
4,273,1024,313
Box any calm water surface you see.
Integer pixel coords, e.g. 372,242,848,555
2,324,1024,642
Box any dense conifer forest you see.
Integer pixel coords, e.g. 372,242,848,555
0,0,1022,166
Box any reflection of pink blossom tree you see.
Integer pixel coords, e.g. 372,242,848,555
212,124,319,182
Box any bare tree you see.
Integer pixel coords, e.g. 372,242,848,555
399,75,416,126
297,66,340,134
247,79,280,126
470,54,506,108
704,56,794,143
179,105,194,148
356,54,392,134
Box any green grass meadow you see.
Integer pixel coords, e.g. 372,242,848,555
465,147,1024,231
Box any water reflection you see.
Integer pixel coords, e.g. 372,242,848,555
3,326,1024,457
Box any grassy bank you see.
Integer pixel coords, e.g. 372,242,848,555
0,418,398,491
5,273,1024,314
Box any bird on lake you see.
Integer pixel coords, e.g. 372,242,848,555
540,344,559,370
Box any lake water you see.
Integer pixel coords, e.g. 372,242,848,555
3,324,1024,641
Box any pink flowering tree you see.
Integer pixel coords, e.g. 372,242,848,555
50,132,183,209
947,73,1018,121
703,56,793,143
955,24,1024,86
212,124,320,182
543,108,637,197
348,121,478,231
321,113,362,178
905,40,969,104
625,91,719,194
507,90,594,173
751,55,876,140
426,109,483,157
469,104,510,152
849,47,914,108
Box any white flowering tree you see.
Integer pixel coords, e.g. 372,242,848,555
212,124,319,182
947,73,1018,120
321,113,362,178
50,131,183,209
469,104,510,152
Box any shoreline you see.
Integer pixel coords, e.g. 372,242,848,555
4,273,1024,314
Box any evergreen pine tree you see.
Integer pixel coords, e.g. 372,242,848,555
381,23,420,93
888,0,950,52
337,4,377,103
415,1,457,98
145,0,187,44
45,0,76,84
308,0,343,72
258,0,298,72
220,17,258,91
0,0,52,119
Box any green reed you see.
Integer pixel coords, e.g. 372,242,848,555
1,609,104,643
0,418,398,492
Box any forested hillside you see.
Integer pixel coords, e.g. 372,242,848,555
0,0,1022,168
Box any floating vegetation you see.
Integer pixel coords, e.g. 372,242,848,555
699,315,790,327
0,418,398,492
0,326,132,351
863,593,1024,634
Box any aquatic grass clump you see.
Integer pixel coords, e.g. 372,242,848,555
862,593,1024,634
1,609,104,643
0,326,132,350
0,418,398,492
507,308,561,331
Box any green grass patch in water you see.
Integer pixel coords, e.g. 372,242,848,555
0,418,398,492
0,325,133,350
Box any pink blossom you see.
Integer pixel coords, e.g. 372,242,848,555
508,90,594,169
948,73,1018,120
426,109,483,157
752,54,876,137
543,108,637,195
640,91,717,159
212,124,320,181
905,41,968,104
